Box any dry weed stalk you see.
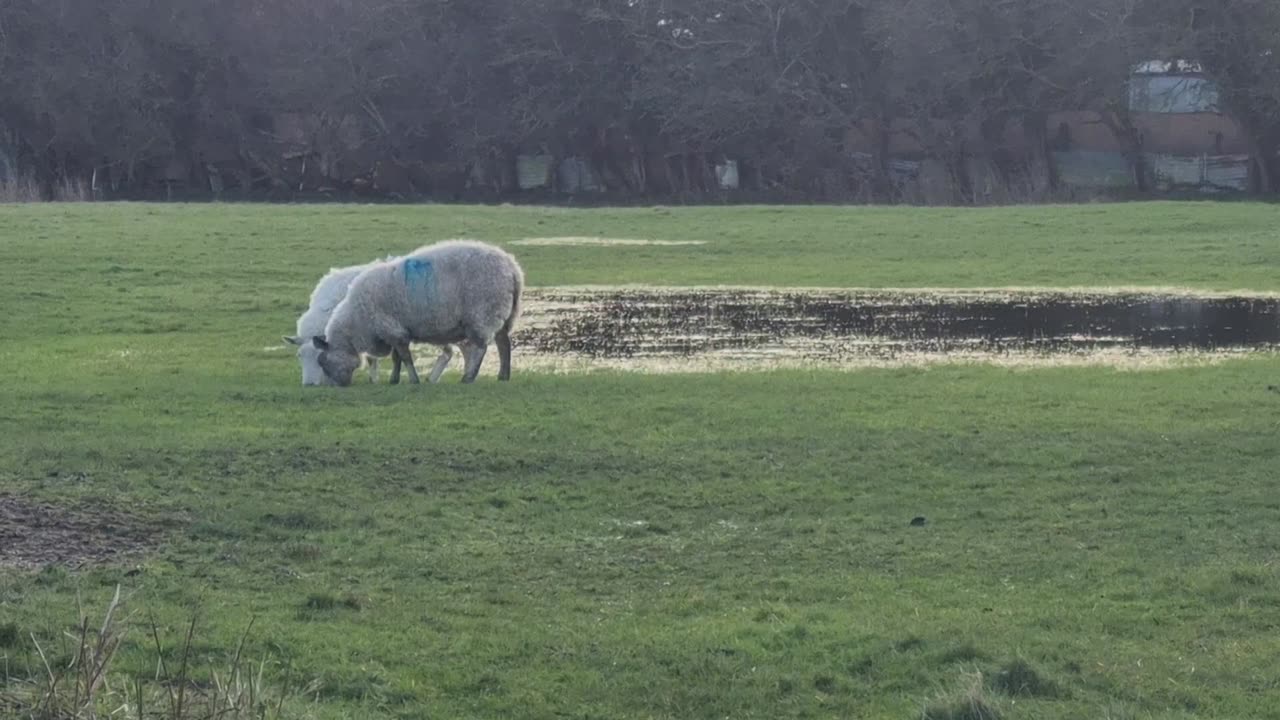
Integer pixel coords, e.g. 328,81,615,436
3,586,315,719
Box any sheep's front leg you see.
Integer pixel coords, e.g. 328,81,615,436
426,344,454,384
367,357,380,383
396,342,422,384
390,351,402,385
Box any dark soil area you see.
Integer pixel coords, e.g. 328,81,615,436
0,494,165,570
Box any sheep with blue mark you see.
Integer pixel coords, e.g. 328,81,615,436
309,240,524,387
282,257,461,386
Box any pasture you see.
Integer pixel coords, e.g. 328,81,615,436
1,201,1279,719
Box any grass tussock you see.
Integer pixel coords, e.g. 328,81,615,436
936,642,989,665
302,592,363,612
0,586,316,719
0,622,20,648
922,673,1003,720
991,658,1060,698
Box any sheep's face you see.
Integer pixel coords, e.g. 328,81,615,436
311,336,360,387
284,335,332,386
299,343,332,386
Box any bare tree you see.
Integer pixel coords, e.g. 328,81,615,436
4,0,1275,203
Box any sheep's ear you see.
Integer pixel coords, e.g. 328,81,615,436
312,335,330,350
283,335,303,346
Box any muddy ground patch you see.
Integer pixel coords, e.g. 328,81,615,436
509,287,1280,372
0,494,166,570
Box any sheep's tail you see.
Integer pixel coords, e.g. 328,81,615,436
504,264,524,332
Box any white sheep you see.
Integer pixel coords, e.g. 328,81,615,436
309,240,523,387
283,257,459,385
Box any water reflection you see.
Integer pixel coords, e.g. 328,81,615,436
518,290,1280,360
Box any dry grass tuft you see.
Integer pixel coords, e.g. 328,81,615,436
54,177,90,202
1,586,316,719
0,174,92,203
0,175,43,203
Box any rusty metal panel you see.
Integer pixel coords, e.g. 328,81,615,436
1053,151,1134,188
1150,154,1204,189
558,157,602,193
888,158,921,184
1203,154,1250,191
1150,153,1250,191
516,154,552,190
714,159,739,189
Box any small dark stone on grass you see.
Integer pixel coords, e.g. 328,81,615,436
910,516,927,526
0,622,19,648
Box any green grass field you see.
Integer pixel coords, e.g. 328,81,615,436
2,201,1279,719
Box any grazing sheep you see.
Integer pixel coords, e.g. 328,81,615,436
283,258,460,385
310,240,523,387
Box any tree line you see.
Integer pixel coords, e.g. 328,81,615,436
2,0,1279,203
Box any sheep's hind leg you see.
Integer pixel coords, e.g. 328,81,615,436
495,328,512,381
426,344,454,384
396,342,422,384
390,350,402,384
460,338,489,384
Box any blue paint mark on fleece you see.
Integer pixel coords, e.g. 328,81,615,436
403,258,434,298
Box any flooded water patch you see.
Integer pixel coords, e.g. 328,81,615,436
511,237,706,247
510,287,1280,372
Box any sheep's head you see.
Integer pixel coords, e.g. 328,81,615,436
311,335,360,387
284,335,333,386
